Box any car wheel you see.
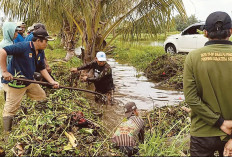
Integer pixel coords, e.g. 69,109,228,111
165,44,176,54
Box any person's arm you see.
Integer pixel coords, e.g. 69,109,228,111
38,52,59,88
224,139,232,156
0,49,13,81
44,57,51,73
184,54,232,133
70,60,95,73
40,69,59,88
87,64,112,82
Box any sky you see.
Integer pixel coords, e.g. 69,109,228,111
182,0,232,21
0,1,232,23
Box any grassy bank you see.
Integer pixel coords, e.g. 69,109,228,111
111,41,165,71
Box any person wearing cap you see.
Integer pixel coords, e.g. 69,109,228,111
24,23,52,74
111,102,144,156
14,21,26,43
25,23,46,42
0,22,20,93
27,26,34,35
70,51,114,105
183,11,232,156
0,27,59,134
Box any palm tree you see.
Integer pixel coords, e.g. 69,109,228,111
0,0,186,63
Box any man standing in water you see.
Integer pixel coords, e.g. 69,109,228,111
71,51,114,105
184,11,232,156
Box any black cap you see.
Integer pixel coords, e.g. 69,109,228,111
33,23,46,31
33,28,54,41
124,102,137,117
205,11,232,32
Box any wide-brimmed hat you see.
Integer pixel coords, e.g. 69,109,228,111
33,28,54,41
124,102,137,117
205,11,232,32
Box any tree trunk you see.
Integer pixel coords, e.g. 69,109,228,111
61,19,79,61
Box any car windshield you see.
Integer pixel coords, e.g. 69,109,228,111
182,25,203,35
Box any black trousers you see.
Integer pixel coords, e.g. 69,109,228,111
190,136,227,157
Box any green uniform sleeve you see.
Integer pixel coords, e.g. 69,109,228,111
183,54,220,126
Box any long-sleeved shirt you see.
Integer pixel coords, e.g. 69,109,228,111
77,60,114,93
183,40,232,139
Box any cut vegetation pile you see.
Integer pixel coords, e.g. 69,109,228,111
145,54,186,90
2,60,120,156
140,102,190,156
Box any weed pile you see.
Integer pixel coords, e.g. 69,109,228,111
140,102,190,156
3,59,120,156
145,54,186,90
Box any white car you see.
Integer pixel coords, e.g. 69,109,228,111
164,22,208,54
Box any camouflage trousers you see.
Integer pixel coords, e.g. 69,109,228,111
95,90,113,105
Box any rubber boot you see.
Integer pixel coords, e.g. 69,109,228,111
3,116,13,143
3,116,13,132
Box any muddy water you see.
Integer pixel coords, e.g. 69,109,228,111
100,58,184,129
109,58,184,109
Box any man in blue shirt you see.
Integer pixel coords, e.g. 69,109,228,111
0,28,59,133
25,23,52,74
14,22,26,43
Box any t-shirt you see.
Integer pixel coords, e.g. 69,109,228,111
2,41,45,84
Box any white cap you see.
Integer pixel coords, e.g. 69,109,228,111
27,26,34,32
17,21,26,27
96,51,106,61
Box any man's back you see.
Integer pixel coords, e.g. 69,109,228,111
112,116,144,147
184,40,232,137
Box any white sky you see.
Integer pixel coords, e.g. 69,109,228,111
0,1,232,23
182,0,232,21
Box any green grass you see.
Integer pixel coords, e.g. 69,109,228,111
106,32,180,42
111,40,165,71
139,123,190,156
139,102,191,156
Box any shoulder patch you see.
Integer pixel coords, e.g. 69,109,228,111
29,53,32,58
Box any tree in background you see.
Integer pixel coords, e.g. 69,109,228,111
174,14,199,31
0,0,186,63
